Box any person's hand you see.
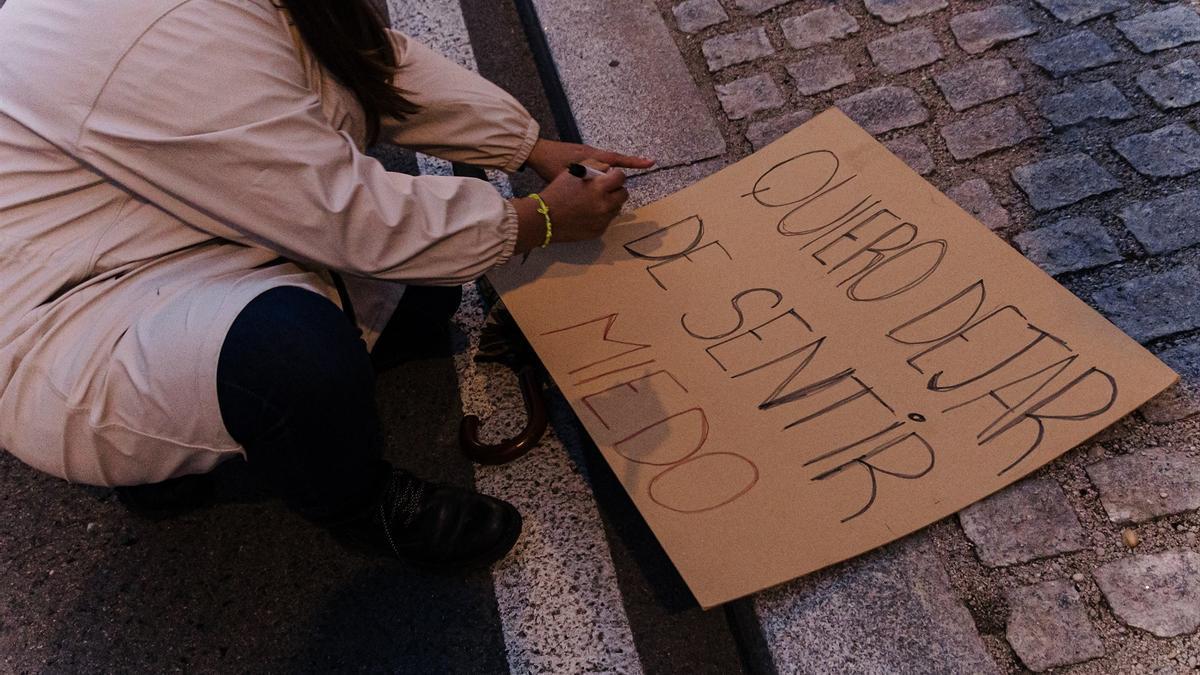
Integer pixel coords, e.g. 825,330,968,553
511,167,629,254
524,138,654,182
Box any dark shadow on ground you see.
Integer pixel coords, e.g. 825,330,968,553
0,349,508,674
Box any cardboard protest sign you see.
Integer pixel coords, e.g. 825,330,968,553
488,109,1178,609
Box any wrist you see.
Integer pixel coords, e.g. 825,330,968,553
507,121,542,174
523,139,550,178
512,196,546,255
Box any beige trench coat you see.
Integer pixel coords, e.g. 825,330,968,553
0,0,538,486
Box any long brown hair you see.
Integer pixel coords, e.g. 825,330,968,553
281,0,419,144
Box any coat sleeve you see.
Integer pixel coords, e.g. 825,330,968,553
73,0,517,285
380,30,541,173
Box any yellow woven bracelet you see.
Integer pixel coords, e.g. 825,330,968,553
528,193,552,248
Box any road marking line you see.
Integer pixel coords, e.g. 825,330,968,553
388,1,644,672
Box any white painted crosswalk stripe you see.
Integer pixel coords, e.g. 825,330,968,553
456,285,645,675
388,2,644,672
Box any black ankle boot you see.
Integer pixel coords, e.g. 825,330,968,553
338,469,522,570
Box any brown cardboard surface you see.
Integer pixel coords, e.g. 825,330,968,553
488,109,1178,609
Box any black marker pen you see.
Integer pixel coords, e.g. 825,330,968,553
567,162,607,180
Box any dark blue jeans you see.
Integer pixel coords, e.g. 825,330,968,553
216,284,460,524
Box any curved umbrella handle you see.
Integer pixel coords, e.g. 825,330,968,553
459,365,548,465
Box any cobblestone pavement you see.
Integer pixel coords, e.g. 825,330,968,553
655,0,1200,671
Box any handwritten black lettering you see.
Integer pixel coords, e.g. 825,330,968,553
827,222,919,282
681,288,784,341
613,407,709,466
846,239,948,301
793,197,882,248
782,375,896,430
623,215,704,260
812,432,936,523
929,327,1069,393
888,280,987,346
649,452,761,514
647,240,733,291
542,314,652,376
803,420,906,467
906,305,1025,375
811,209,904,269
581,369,689,430
705,309,814,374
745,150,851,208
981,367,1118,475
943,354,1079,440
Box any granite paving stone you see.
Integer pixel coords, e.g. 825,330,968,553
1093,550,1200,637
528,0,727,168
1091,266,1200,342
835,86,929,134
1033,0,1129,26
950,5,1039,54
959,478,1089,567
715,74,784,119
935,59,1024,111
940,106,1033,160
948,178,1010,229
885,134,935,175
863,0,948,25
625,156,731,208
1116,5,1200,54
746,110,815,150
457,285,648,674
731,0,789,15
1028,30,1120,77
1160,340,1200,389
1004,580,1104,672
1014,216,1123,274
787,55,855,96
1085,449,1200,524
868,27,943,74
1141,341,1200,422
673,0,729,34
1012,153,1121,211
1119,188,1200,255
1137,58,1200,109
1039,80,1135,127
781,6,859,50
1113,123,1200,177
702,27,774,71
1141,384,1200,423
755,533,999,673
